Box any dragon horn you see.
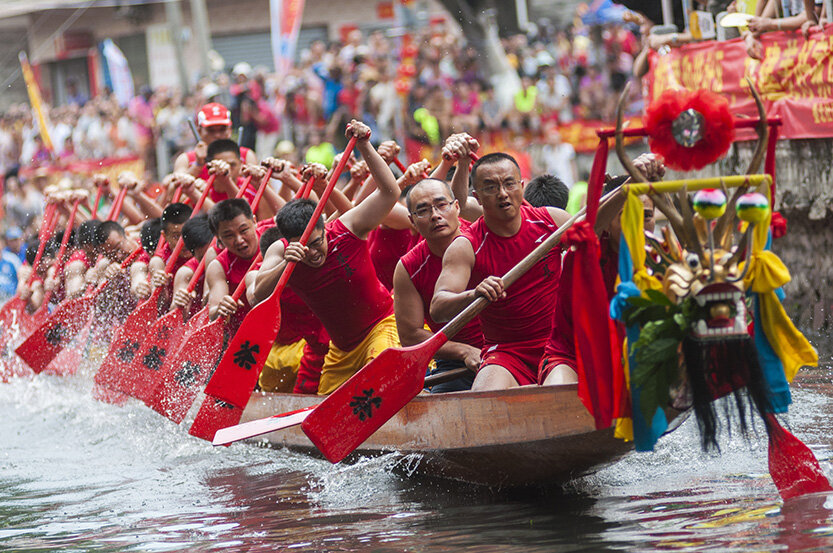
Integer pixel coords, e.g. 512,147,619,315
676,186,707,264
744,76,769,177
725,224,751,273
615,82,647,183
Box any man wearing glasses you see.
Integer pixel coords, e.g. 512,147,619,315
430,152,572,391
393,177,484,393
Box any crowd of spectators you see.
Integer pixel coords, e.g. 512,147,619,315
1,0,820,210
0,15,644,187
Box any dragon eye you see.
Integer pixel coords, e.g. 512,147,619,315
686,253,701,270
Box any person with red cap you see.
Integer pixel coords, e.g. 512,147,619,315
173,102,257,179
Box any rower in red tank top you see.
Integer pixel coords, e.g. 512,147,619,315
255,230,329,394
146,203,193,312
170,214,217,319
395,178,483,393
63,220,102,300
431,152,572,391
186,146,252,183
205,199,260,335
251,120,403,395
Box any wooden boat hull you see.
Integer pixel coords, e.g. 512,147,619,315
241,384,638,488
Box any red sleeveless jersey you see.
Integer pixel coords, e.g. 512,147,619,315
255,217,276,236
400,222,483,349
367,226,416,291
460,204,561,346
215,248,256,311
253,242,329,347
288,218,393,352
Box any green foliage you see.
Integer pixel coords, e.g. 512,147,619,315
623,291,695,423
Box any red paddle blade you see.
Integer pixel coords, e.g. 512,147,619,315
202,299,281,408
767,414,832,500
122,309,187,404
43,312,92,376
93,297,159,395
301,336,444,463
189,394,245,442
147,318,225,423
15,295,95,373
213,406,315,446
144,306,210,417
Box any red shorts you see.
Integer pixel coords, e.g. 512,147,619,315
538,354,577,385
292,338,328,395
480,340,546,386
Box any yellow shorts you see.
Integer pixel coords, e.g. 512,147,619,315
259,339,306,393
317,313,400,395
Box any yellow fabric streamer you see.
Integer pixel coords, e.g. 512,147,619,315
742,249,818,381
741,190,818,381
19,52,53,152
614,337,634,441
622,191,663,293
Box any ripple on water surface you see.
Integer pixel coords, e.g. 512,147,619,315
1,363,833,552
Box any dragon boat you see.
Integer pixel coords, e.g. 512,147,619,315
239,385,683,488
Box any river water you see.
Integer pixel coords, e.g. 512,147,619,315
1,356,832,552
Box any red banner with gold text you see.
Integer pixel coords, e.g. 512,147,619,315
645,25,833,140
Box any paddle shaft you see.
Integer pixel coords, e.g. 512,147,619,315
250,168,273,214
23,203,58,287
393,157,429,179
433,191,609,346
91,184,105,220
144,175,217,307
107,187,129,221
39,199,82,308
294,176,316,199
265,137,357,307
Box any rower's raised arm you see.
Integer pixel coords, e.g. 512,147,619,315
340,120,400,239
250,239,288,306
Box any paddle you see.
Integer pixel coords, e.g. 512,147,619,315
106,185,129,221
149,175,311,422
27,199,83,336
210,369,471,446
170,253,262,438
92,181,106,219
125,170,273,404
15,247,144,372
766,414,832,499
93,175,216,397
189,137,358,441
0,202,58,336
300,202,593,463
